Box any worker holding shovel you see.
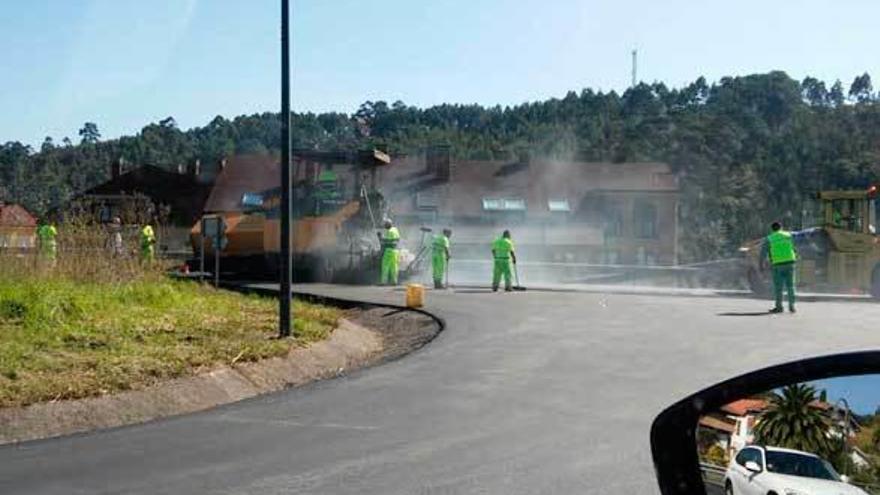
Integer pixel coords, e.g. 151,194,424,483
432,228,452,289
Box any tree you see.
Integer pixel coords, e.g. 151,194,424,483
801,77,828,106
78,122,101,144
753,384,832,457
40,136,55,153
829,80,846,107
849,73,874,103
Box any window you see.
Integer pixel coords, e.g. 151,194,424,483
482,198,503,210
831,198,864,233
548,199,570,212
416,191,439,209
765,451,839,481
241,192,264,209
415,210,437,223
503,198,526,211
604,208,623,238
482,197,526,211
735,448,763,469
634,201,657,239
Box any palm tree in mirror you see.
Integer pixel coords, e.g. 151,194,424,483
753,383,833,458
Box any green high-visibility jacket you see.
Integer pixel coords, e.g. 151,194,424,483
767,230,796,265
37,224,58,250
381,227,400,249
432,234,450,258
492,237,514,259
140,225,156,250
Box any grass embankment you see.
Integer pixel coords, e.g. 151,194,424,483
0,255,339,408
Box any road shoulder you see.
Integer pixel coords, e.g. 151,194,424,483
0,307,440,445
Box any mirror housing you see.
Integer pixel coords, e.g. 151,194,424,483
650,351,880,494
744,461,761,473
841,474,851,484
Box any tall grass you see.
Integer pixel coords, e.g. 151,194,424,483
0,221,340,408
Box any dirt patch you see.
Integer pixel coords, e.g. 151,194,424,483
346,307,440,362
0,306,441,445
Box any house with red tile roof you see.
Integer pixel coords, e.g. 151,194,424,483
0,202,37,251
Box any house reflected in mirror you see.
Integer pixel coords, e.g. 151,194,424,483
696,375,880,495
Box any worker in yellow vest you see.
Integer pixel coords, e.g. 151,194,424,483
432,228,452,289
766,221,797,313
379,219,400,285
491,230,516,292
36,220,58,266
140,222,156,263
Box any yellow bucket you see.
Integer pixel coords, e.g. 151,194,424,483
405,284,425,308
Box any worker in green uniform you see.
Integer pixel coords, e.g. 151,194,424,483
491,230,516,292
767,221,797,313
36,220,58,266
139,222,156,263
379,219,400,285
315,169,339,199
432,228,452,289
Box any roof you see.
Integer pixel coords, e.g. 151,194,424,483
0,203,36,227
699,415,736,434
721,398,769,416
81,165,213,226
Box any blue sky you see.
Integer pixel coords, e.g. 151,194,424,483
812,375,879,416
2,0,880,146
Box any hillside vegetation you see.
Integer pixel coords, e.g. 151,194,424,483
3,71,880,261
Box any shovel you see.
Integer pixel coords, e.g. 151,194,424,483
512,262,527,291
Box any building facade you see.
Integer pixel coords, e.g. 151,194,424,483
379,148,680,265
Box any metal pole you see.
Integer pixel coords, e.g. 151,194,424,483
279,0,293,338
214,239,220,288
834,398,851,476
199,234,205,283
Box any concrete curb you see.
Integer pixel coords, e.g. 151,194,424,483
0,304,439,445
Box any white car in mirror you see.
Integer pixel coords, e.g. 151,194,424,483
724,446,868,495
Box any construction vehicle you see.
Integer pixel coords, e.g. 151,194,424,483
190,149,430,283
741,186,880,298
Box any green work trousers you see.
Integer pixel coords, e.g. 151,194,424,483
381,248,399,285
141,245,155,263
492,258,512,291
432,254,447,288
772,262,796,310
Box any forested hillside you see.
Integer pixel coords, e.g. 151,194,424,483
2,71,880,262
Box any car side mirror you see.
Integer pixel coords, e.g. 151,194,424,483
650,351,880,495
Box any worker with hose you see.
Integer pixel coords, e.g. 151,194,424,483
491,230,516,292
765,221,797,313
379,219,401,286
432,228,452,289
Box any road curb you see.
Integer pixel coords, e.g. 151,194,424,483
0,290,445,446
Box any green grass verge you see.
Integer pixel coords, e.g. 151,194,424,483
0,278,340,408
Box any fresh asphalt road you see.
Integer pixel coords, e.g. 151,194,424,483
2,284,879,494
